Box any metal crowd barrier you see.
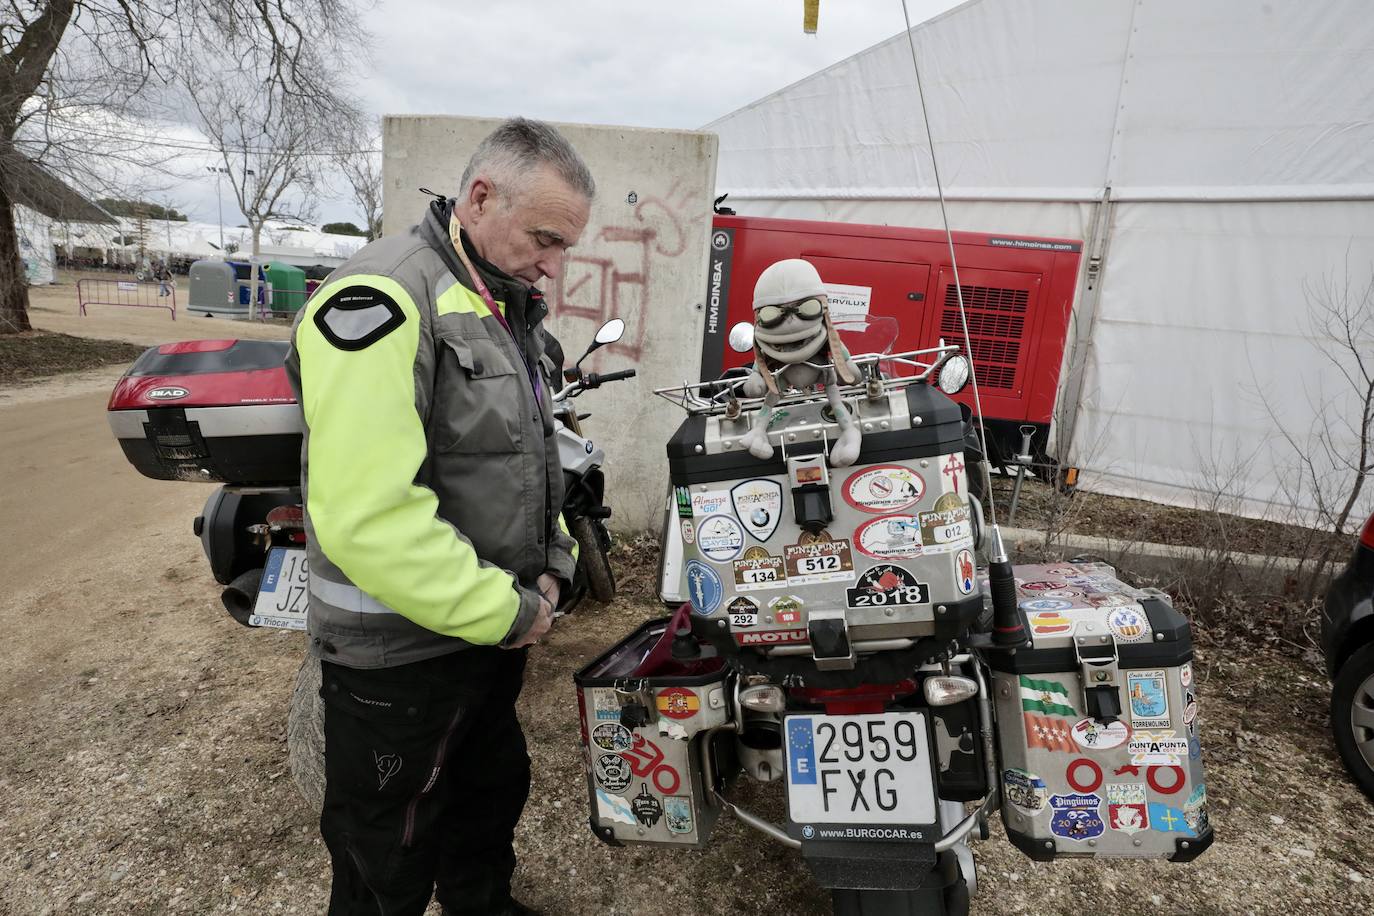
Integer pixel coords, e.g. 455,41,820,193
77,278,177,320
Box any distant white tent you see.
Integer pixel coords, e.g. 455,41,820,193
706,0,1374,526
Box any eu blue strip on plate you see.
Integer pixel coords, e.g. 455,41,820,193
788,717,817,785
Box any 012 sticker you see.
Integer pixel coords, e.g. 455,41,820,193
842,464,926,514
1127,669,1171,729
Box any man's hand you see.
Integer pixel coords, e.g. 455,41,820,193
509,593,554,648
537,572,561,611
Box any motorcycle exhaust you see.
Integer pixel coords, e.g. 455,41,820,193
221,567,264,627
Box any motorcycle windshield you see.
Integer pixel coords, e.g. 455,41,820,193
834,316,910,377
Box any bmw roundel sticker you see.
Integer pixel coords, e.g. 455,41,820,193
684,560,723,616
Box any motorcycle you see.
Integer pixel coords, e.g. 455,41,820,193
108,319,634,809
575,320,1213,915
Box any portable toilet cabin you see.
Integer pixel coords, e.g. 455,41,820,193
186,260,244,318
264,261,307,315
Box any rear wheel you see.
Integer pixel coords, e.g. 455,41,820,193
572,516,615,603
287,652,326,812
1331,641,1374,802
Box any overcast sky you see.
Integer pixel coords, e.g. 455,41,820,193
168,0,963,226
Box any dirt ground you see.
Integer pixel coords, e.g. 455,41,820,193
2,277,1373,914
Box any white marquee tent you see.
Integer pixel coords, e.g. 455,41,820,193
705,0,1374,526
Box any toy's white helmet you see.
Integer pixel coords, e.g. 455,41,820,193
752,258,827,309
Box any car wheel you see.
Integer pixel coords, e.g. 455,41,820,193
1331,641,1374,802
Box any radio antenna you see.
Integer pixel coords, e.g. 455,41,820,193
898,0,1025,647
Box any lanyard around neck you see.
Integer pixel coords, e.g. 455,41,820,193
446,208,542,400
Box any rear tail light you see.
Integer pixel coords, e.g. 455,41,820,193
1360,513,1374,551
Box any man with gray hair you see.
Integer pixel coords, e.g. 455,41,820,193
285,117,594,915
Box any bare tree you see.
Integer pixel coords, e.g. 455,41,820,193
338,123,382,240
0,0,366,333
184,59,358,317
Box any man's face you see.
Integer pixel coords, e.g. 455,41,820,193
464,165,590,286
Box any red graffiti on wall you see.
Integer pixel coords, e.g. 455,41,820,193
551,179,705,363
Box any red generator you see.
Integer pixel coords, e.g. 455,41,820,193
700,214,1082,470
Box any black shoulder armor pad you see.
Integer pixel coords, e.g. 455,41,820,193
313,285,406,351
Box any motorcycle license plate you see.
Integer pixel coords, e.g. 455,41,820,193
783,712,936,828
250,547,309,630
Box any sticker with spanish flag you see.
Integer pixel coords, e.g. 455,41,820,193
656,687,700,720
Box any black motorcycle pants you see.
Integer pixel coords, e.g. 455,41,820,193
319,647,531,916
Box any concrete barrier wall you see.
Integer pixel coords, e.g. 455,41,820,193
383,116,719,530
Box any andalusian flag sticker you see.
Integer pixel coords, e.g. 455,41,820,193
1020,676,1077,718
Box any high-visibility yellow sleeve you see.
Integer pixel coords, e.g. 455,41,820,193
296,274,532,645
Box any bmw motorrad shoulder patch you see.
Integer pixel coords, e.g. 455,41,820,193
313,285,406,351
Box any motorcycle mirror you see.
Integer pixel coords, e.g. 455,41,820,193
576,318,626,371
938,354,971,395
727,322,755,353
594,318,625,345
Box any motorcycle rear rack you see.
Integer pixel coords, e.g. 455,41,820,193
653,342,959,416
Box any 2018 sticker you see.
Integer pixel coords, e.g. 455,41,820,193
684,560,723,616
854,516,923,559
731,478,783,542
845,564,929,609
1127,669,1171,729
842,465,926,514
784,539,855,583
697,514,744,562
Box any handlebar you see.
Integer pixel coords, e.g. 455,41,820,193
553,368,637,401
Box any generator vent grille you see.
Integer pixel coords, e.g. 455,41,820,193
939,284,1029,390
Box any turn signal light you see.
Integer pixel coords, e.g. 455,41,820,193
1360,512,1374,550
739,684,786,714
923,675,979,707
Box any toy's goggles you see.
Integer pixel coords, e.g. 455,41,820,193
756,297,824,328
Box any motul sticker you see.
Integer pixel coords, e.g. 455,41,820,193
697,514,744,562
854,516,923,559
918,504,972,552
656,687,701,720
783,539,855,583
731,478,783,542
736,629,809,646
727,596,759,628
733,548,787,592
842,465,925,514
845,565,929,609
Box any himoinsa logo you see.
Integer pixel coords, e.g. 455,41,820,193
707,258,724,335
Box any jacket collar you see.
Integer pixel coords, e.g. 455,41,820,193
420,199,550,330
